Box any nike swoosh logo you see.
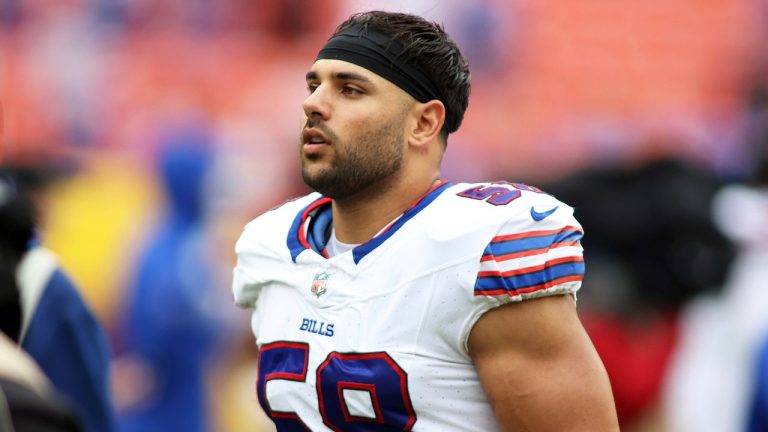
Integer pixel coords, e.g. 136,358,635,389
530,206,558,221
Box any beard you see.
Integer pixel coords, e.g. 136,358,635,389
301,115,405,200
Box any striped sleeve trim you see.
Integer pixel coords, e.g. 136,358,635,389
480,225,583,262
475,226,584,297
475,258,584,296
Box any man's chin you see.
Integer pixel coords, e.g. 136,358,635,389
302,169,329,191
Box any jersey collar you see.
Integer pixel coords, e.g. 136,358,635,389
287,181,452,263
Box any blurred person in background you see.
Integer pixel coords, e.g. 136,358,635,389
232,10,618,431
541,155,736,431
0,174,90,432
661,78,768,432
749,335,768,432
0,163,116,432
0,332,83,432
728,76,768,432
111,121,231,432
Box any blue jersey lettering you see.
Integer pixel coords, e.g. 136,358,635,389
299,317,335,337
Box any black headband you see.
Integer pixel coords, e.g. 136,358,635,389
316,24,443,107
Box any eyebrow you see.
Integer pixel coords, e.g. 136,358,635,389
305,70,373,84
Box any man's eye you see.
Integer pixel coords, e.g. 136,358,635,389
307,84,319,93
341,86,362,96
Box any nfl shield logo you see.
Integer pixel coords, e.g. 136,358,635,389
311,272,330,298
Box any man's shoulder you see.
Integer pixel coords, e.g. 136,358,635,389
438,181,575,227
390,181,579,268
247,192,321,227
235,192,321,261
240,192,320,237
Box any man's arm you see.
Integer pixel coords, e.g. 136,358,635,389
468,294,619,431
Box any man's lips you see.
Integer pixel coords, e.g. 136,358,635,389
302,128,330,155
303,142,328,156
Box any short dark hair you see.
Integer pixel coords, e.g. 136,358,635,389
333,11,471,142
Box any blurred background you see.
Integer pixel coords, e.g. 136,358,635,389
2,0,768,431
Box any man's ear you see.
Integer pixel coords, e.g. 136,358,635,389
408,100,445,149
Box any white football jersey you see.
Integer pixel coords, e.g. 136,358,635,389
233,181,584,431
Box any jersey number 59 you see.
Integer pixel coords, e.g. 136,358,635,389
257,341,417,431
457,181,543,206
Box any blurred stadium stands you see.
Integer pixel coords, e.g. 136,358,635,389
2,1,768,431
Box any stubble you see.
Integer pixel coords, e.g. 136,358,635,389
301,115,405,200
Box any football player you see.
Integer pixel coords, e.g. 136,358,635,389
233,10,619,431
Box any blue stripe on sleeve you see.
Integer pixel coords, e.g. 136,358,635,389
475,260,585,293
484,228,583,258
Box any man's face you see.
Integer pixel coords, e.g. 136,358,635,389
300,59,413,199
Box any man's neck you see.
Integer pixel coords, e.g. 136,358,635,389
330,172,439,244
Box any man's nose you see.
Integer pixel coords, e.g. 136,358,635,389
302,86,331,121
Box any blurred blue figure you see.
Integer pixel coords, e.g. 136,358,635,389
1,165,116,432
18,246,115,432
748,335,768,432
0,174,96,432
115,123,225,432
